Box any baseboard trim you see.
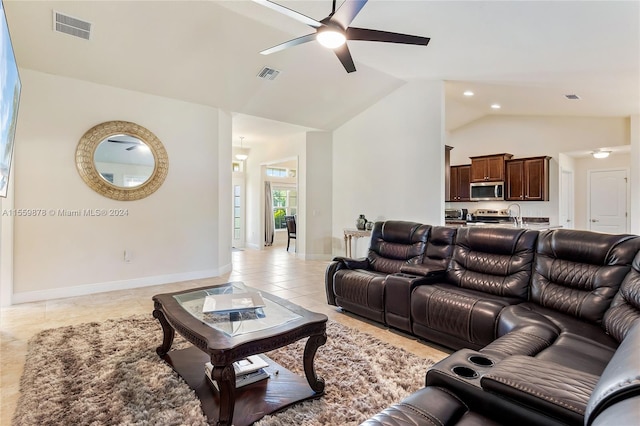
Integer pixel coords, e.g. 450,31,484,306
11,268,221,305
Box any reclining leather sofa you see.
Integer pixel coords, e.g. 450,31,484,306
324,221,640,426
325,221,432,323
362,321,640,426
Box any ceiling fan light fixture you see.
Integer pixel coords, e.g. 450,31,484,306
316,29,346,49
592,150,611,159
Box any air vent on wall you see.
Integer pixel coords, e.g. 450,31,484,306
257,67,281,80
53,11,92,40
564,94,581,100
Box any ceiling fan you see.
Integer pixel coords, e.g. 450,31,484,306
253,0,430,73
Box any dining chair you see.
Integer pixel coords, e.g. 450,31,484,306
285,215,296,251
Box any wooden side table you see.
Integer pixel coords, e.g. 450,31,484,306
343,228,371,257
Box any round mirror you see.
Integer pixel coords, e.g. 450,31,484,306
93,134,154,188
76,121,168,201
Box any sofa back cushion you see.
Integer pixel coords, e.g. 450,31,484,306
368,221,431,274
603,249,640,342
447,227,538,299
531,230,639,325
421,226,457,270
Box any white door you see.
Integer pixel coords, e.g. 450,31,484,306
560,169,574,229
588,169,628,233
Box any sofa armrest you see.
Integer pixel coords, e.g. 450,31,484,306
384,272,443,332
326,257,370,306
332,256,370,270
399,264,446,277
585,321,640,426
481,355,599,425
480,325,558,360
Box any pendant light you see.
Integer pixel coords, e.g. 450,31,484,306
236,137,248,161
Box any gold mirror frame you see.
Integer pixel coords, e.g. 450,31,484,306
75,121,169,201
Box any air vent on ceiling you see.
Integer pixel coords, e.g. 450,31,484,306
53,11,92,40
564,94,581,100
257,67,281,81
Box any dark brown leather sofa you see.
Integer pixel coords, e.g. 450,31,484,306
362,322,640,426
410,227,539,350
325,221,432,323
324,222,640,426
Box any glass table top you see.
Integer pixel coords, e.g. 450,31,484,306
173,282,301,337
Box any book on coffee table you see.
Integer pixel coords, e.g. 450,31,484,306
232,355,269,375
205,360,270,391
202,291,266,314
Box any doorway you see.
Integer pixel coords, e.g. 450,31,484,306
588,169,629,233
560,169,574,229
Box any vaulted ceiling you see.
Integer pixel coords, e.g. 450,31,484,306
5,1,639,144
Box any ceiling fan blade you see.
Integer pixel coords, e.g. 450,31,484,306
260,33,317,55
108,139,142,145
252,0,323,28
333,43,356,73
126,146,138,151
347,27,430,46
330,0,368,29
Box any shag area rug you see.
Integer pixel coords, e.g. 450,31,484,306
13,314,436,425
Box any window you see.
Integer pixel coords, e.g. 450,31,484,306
272,187,297,229
266,167,287,177
233,185,241,240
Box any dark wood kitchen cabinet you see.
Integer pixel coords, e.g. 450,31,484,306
449,165,471,201
505,156,550,201
470,153,513,182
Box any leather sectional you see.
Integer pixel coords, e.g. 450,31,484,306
324,221,640,426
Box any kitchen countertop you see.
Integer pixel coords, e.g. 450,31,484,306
445,219,562,231
465,222,562,231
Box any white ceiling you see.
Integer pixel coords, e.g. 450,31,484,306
5,1,639,147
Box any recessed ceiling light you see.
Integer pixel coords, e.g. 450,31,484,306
490,104,501,109
463,90,474,97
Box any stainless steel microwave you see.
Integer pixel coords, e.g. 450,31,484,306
470,181,504,201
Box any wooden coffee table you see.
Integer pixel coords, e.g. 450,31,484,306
152,282,328,426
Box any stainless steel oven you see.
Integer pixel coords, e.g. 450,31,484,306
470,181,504,201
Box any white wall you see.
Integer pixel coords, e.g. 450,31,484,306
217,109,233,272
304,131,332,260
447,115,630,225
0,178,14,307
630,115,640,234
332,80,445,257
11,69,229,303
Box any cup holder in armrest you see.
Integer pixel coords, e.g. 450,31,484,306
468,355,494,367
451,366,478,379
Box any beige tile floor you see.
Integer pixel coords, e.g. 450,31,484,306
0,246,450,425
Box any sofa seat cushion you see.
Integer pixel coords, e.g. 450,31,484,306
360,386,502,426
535,333,616,376
333,269,387,320
495,303,618,375
411,284,522,349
